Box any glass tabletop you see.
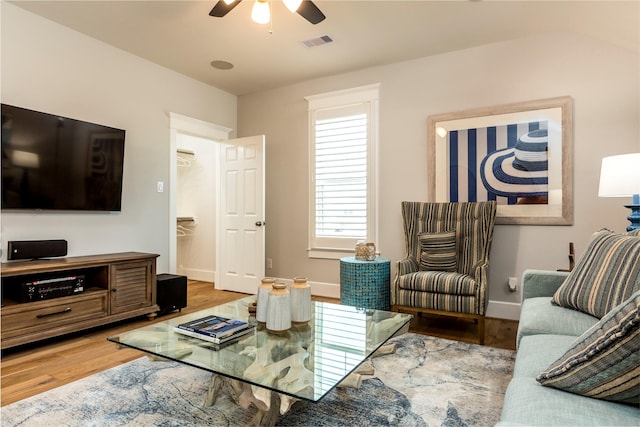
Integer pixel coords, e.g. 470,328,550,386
108,296,412,402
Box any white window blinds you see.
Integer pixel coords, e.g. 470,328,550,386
315,110,367,239
306,84,379,258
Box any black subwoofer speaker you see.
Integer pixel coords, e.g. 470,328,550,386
156,273,188,314
7,239,68,260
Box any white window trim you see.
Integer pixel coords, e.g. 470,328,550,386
305,84,380,260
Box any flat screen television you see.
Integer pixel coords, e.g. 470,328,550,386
1,104,125,212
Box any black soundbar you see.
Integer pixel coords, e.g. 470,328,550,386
7,239,68,260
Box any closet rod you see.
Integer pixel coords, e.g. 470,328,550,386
177,216,196,223
177,149,195,156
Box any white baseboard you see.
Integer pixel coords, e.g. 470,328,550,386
309,280,340,299
237,278,520,319
307,284,523,319
273,277,341,299
486,300,521,321
178,267,215,283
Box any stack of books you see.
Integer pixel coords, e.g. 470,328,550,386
174,314,254,345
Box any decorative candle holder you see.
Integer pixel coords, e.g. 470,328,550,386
266,282,291,333
356,241,376,260
365,242,376,260
256,277,275,324
290,276,312,323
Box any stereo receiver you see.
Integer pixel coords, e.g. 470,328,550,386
17,275,85,303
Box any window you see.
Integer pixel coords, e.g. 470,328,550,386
306,84,380,259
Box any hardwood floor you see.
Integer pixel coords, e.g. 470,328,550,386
1,280,517,407
408,313,518,350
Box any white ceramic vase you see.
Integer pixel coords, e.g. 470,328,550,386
290,277,312,323
256,277,275,324
266,282,291,333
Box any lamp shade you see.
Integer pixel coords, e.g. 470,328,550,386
598,153,640,197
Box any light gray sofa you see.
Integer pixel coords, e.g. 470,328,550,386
498,269,640,426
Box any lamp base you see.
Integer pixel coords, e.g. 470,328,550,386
624,194,640,232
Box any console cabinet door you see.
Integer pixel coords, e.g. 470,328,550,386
110,260,155,314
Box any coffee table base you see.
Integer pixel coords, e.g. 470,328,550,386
205,374,298,427
203,342,398,426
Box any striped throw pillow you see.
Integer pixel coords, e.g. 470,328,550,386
537,291,640,404
551,229,640,318
418,231,457,272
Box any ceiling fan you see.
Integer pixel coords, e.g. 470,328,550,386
209,0,326,25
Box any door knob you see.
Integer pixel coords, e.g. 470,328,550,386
255,221,265,227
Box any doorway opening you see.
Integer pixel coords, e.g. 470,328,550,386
169,114,266,294
175,134,217,281
168,113,232,286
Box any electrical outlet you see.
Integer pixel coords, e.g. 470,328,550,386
266,258,273,269
508,277,518,292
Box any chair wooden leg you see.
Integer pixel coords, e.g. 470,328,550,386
478,316,485,345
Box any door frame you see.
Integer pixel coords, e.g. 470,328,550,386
168,112,232,285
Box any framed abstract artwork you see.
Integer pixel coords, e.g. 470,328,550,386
427,96,573,225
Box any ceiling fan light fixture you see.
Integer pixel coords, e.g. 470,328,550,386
223,0,235,5
283,0,302,13
251,0,270,24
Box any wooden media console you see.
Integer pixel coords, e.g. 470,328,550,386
1,252,159,350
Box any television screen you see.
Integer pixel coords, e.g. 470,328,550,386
1,104,125,211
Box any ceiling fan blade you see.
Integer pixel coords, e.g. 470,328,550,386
209,0,243,17
297,0,326,24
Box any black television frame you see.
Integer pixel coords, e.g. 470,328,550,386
1,104,126,212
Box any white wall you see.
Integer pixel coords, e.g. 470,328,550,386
238,32,639,318
0,3,237,273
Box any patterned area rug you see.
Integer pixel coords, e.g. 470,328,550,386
1,333,515,426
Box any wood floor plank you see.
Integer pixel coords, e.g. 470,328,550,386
1,374,57,401
1,280,517,406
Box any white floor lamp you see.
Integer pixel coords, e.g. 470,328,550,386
598,153,640,231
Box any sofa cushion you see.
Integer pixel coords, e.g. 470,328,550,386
500,377,640,426
516,297,598,348
513,334,576,378
418,231,457,272
537,291,640,404
551,229,640,318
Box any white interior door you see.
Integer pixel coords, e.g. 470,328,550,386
217,135,265,294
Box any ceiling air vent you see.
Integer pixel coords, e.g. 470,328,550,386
301,34,333,48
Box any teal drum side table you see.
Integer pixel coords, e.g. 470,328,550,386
340,256,391,310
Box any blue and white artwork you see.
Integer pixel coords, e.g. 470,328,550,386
447,120,549,205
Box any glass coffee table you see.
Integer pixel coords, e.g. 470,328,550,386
108,296,412,426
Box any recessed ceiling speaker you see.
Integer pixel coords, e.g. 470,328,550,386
7,239,68,260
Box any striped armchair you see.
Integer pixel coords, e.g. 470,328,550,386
393,201,497,344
